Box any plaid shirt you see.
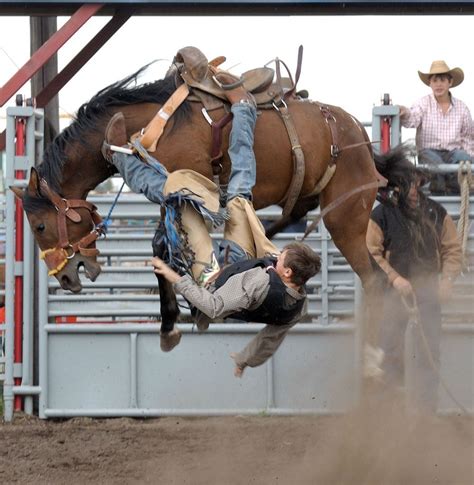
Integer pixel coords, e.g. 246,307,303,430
401,93,474,156
174,267,305,368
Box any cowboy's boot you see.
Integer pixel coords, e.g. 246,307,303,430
214,72,256,106
101,112,129,163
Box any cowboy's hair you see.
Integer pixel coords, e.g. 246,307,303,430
429,73,452,80
374,142,441,266
283,242,321,287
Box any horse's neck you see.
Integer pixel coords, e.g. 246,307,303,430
61,153,110,200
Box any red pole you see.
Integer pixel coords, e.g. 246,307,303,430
381,117,391,154
14,116,25,411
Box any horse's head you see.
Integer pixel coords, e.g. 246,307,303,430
11,168,103,293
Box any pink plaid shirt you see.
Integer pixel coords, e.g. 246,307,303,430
401,93,474,156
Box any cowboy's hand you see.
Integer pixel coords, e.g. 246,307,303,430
151,257,181,284
439,278,454,303
399,105,409,118
392,276,413,297
230,353,246,378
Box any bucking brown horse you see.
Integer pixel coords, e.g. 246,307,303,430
12,64,387,356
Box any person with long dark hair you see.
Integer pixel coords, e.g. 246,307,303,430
368,146,462,411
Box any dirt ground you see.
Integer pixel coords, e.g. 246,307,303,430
1,399,473,485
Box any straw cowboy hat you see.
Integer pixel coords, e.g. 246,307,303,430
418,60,464,87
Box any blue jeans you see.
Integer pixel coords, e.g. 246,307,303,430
419,148,472,165
419,149,472,194
227,103,257,201
111,142,168,205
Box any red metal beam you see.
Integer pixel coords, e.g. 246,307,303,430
0,3,104,107
36,10,133,108
14,117,26,411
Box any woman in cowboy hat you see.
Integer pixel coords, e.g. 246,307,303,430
399,60,473,194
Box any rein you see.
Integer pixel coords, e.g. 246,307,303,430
401,294,468,415
39,179,104,276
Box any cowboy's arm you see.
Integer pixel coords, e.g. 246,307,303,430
366,219,401,284
366,219,412,295
399,100,423,129
174,268,269,319
111,153,167,204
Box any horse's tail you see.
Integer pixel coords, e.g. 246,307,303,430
373,142,425,193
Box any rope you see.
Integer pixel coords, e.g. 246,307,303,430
401,294,468,415
457,161,472,269
301,179,385,240
97,181,126,234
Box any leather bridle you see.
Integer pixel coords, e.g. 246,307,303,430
38,178,105,276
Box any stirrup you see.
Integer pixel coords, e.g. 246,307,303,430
197,252,220,287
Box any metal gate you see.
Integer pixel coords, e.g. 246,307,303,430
2,106,473,421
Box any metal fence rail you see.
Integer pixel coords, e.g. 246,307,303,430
2,104,473,419
27,192,472,418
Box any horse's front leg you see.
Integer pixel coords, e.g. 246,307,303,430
156,273,182,352
152,223,181,352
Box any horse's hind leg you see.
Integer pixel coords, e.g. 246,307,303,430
152,227,182,352
323,201,387,379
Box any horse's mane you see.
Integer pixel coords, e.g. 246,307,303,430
374,143,419,194
39,63,191,193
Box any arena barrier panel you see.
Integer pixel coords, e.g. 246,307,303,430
36,200,363,418
33,194,472,418
2,107,473,420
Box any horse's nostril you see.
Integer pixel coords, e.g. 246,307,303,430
59,273,82,293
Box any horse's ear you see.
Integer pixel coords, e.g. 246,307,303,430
26,167,41,197
10,185,24,200
10,167,40,200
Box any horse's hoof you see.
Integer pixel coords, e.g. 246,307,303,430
160,328,182,352
363,344,385,380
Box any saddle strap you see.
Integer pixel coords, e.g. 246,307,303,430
278,104,306,219
319,105,340,165
309,163,337,197
210,112,233,176
284,45,303,100
275,58,295,99
134,83,190,152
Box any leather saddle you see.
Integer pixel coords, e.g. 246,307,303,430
167,46,295,111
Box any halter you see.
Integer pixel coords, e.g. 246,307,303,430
38,179,105,276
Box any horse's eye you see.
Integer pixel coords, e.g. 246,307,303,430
37,223,45,233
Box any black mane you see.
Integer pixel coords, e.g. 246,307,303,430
39,64,191,193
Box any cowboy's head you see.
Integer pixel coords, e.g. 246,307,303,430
418,60,464,98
